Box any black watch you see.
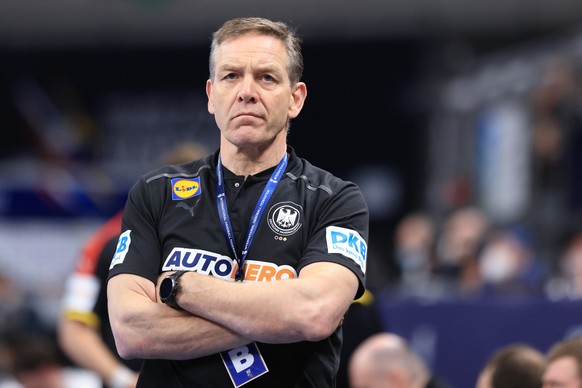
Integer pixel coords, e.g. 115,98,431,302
159,270,187,309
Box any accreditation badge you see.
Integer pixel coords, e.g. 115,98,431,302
220,342,269,387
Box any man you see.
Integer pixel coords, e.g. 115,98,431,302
348,333,431,388
107,17,369,388
476,343,545,388
542,336,582,388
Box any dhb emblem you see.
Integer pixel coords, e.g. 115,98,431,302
267,202,302,236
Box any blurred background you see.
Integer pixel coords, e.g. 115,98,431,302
2,1,582,387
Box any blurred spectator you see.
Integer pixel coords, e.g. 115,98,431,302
383,212,457,301
348,332,449,388
475,228,545,299
58,211,139,388
475,343,545,388
57,142,209,388
528,56,582,262
542,336,582,388
434,206,489,297
0,329,99,388
0,272,44,336
546,231,582,300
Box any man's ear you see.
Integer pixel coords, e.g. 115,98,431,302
206,79,215,114
288,82,307,119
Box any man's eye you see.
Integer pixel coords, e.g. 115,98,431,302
262,74,275,82
224,73,237,80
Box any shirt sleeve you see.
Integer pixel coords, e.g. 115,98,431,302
298,181,369,299
108,177,164,284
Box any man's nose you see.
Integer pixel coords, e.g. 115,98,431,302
237,76,258,103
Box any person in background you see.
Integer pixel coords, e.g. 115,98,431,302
59,210,138,388
348,332,448,388
58,142,209,388
0,329,100,388
545,230,582,300
383,212,457,302
476,229,545,299
0,271,44,337
542,336,582,388
107,16,369,388
475,343,545,388
434,206,490,297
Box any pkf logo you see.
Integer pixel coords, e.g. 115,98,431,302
267,202,302,236
171,177,201,200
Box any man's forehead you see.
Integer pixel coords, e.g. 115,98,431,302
216,55,284,70
216,35,287,61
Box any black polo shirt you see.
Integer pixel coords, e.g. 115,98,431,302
108,147,369,388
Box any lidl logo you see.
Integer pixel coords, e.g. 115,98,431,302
171,178,201,200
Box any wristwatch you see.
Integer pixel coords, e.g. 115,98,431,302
159,270,187,309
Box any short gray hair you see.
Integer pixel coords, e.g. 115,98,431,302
209,17,304,85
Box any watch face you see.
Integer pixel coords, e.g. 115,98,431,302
160,277,174,300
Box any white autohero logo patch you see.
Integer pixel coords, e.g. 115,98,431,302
326,226,367,273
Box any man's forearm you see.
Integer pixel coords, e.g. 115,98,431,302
118,309,251,360
174,263,357,344
108,274,251,360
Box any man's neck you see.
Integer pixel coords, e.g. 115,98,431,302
220,142,287,178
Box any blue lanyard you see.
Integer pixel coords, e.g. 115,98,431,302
216,153,288,281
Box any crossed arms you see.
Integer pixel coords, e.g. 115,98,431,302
107,261,359,360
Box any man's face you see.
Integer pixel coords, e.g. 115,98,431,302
206,33,305,151
543,356,581,388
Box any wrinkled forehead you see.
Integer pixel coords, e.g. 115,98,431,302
216,34,288,62
211,33,291,79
